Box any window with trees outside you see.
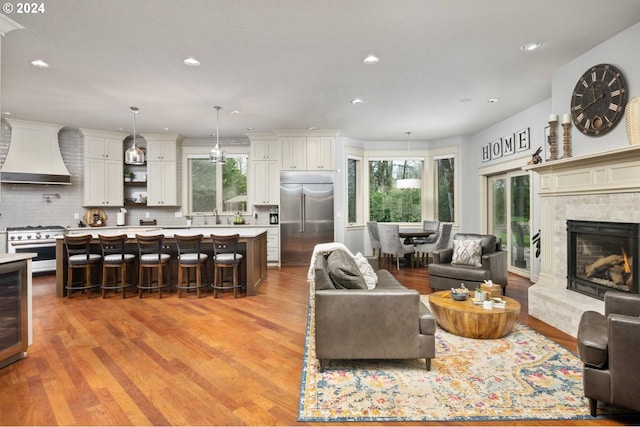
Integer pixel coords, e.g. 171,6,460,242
347,157,360,224
368,159,423,223
188,154,248,214
435,156,455,222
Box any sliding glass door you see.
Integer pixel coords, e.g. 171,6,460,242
488,171,530,276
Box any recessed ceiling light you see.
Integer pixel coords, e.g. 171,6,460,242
363,54,380,64
308,127,316,130
230,110,241,115
246,127,253,131
487,98,499,104
520,41,543,52
183,57,200,66
351,98,364,105
31,59,49,68
3,112,12,116
164,127,170,132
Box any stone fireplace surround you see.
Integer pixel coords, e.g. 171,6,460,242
525,145,640,337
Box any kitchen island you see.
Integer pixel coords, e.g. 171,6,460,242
55,227,268,298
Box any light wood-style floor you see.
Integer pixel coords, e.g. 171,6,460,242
0,265,636,426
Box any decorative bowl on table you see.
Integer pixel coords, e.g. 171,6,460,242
451,288,469,301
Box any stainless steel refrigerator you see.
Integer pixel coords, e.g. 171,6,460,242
280,171,334,266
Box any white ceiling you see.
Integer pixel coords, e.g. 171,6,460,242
2,0,640,142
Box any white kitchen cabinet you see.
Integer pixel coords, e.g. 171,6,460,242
267,227,280,264
142,134,181,206
81,129,124,207
251,139,280,161
147,161,177,206
252,161,280,205
280,137,306,170
306,137,334,170
280,136,334,170
146,139,177,162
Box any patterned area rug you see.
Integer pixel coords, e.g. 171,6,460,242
298,296,612,422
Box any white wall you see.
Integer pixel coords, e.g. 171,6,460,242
552,21,640,156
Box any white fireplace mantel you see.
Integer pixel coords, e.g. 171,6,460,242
525,145,640,337
524,144,640,196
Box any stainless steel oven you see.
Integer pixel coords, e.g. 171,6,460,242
6,226,65,274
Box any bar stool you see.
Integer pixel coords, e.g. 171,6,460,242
64,234,102,299
211,234,243,298
136,234,171,298
175,234,208,298
99,233,137,298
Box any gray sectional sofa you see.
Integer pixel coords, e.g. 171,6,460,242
312,249,436,371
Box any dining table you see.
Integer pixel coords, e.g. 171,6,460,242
398,228,435,245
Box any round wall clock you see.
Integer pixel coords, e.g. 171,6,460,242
570,63,628,136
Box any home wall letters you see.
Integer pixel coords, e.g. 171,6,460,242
481,127,529,162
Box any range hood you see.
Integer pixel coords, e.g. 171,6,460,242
1,118,71,184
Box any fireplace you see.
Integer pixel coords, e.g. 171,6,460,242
567,220,639,300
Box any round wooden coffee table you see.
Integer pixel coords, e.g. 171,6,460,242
428,290,521,339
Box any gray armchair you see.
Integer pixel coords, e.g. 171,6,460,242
428,233,508,294
577,292,640,416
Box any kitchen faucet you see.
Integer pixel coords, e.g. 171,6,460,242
213,208,221,224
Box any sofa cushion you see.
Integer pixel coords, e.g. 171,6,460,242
327,249,368,289
375,269,405,289
451,239,482,267
428,262,491,281
314,254,336,290
454,233,497,255
354,252,378,289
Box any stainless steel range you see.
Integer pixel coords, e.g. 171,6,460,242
6,226,66,274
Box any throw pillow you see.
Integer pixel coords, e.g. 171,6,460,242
451,239,483,267
327,249,368,289
354,252,378,289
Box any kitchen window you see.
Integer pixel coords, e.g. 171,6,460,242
187,154,248,214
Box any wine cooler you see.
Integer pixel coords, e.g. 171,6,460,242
0,260,28,369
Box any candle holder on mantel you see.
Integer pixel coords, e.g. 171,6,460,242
562,121,571,158
548,118,558,161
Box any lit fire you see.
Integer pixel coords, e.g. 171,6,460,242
622,247,631,274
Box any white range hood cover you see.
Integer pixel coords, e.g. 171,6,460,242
1,118,71,185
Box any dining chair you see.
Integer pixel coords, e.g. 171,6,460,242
415,223,453,267
64,234,102,298
413,220,440,244
136,234,172,298
98,233,137,298
211,234,244,298
377,223,415,270
366,221,381,261
175,234,209,298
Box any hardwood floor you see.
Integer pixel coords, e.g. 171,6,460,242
0,266,635,425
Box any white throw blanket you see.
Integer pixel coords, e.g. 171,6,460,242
307,242,354,283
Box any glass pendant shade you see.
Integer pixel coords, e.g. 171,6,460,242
125,106,145,165
210,106,226,164
210,143,226,164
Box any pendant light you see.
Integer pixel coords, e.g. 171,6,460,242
210,105,226,164
125,106,145,165
396,131,421,189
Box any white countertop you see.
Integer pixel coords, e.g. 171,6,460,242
64,226,269,239
0,253,37,264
